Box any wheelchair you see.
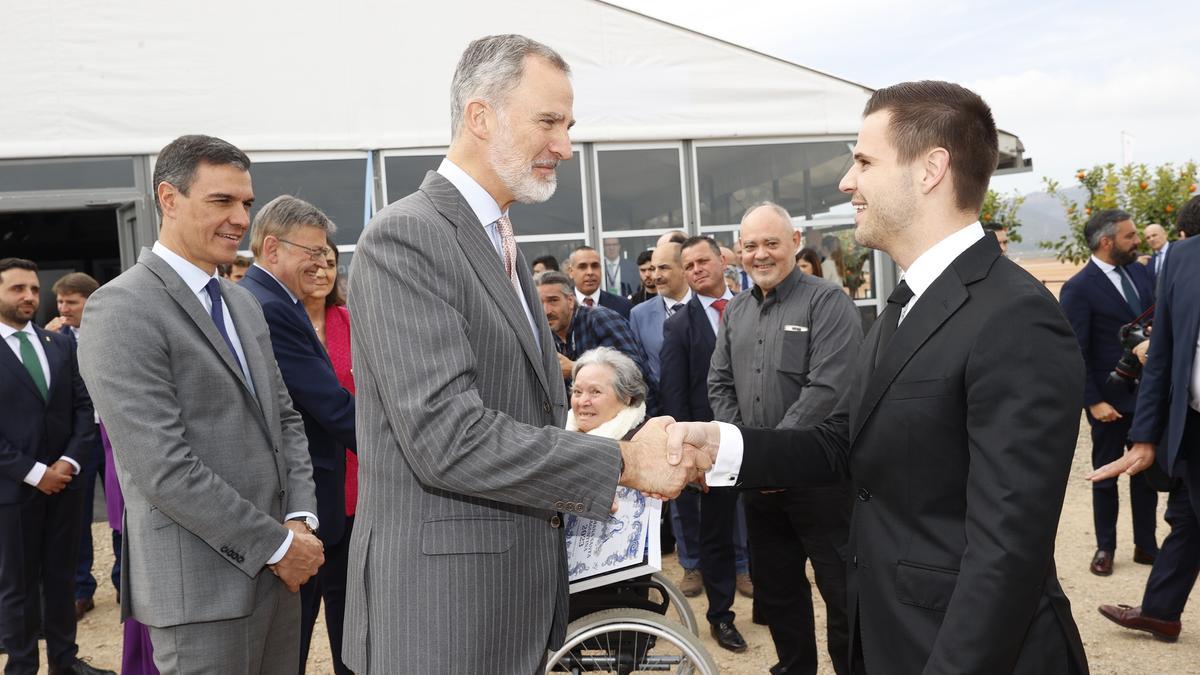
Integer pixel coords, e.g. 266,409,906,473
545,571,719,674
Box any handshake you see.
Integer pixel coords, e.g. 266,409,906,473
617,417,724,499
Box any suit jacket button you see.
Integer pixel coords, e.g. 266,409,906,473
857,488,871,502
554,500,565,510
543,401,551,413
549,515,562,528
574,503,584,513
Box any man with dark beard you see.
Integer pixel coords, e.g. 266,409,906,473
342,34,704,674
1060,209,1159,576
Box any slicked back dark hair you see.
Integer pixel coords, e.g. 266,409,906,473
636,249,654,266
1177,196,1200,237
863,80,999,212
1084,209,1133,251
153,134,251,215
681,235,721,259
0,258,39,278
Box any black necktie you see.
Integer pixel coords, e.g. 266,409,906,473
1117,267,1141,315
667,302,684,318
874,280,914,368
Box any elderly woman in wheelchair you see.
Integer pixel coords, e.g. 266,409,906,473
547,348,717,675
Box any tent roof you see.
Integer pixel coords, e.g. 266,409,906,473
0,0,1027,170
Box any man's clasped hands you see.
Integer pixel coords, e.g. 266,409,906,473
617,417,724,500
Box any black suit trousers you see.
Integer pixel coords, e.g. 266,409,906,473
698,487,739,626
744,486,852,675
1140,477,1200,621
0,487,84,675
299,515,353,675
1088,414,1158,553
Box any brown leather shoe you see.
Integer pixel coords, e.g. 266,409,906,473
74,597,95,621
1133,547,1158,565
679,569,703,597
736,572,754,598
1098,604,1180,642
1090,549,1114,576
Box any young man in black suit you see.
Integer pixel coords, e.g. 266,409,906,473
568,245,634,319
0,258,113,675
667,81,1090,674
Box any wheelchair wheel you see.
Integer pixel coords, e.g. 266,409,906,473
546,608,719,675
648,572,700,636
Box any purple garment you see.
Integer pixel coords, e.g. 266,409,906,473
99,422,160,675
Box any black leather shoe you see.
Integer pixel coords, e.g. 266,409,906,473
1090,549,1114,576
49,658,116,675
709,621,748,653
1133,547,1158,565
75,597,95,621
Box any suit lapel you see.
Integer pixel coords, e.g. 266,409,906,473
690,298,716,354
851,236,996,443
420,172,552,399
0,334,44,400
35,326,66,400
1086,262,1135,320
138,250,252,393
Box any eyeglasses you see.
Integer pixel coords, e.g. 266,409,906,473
277,238,332,263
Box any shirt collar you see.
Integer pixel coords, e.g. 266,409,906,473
576,288,602,306
1090,255,1118,275
437,157,505,229
252,262,300,304
900,222,985,299
659,289,692,312
697,288,734,307
0,321,35,341
152,240,220,297
750,266,802,305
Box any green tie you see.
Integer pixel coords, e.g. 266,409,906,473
14,331,49,401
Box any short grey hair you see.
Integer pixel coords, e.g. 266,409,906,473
534,269,574,297
572,347,647,407
1084,208,1133,251
250,195,337,258
741,201,794,228
153,134,250,215
450,34,570,138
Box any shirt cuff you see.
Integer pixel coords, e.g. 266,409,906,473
705,421,744,487
59,456,81,475
284,511,319,530
23,462,48,487
266,530,293,566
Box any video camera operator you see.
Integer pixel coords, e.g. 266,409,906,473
1060,208,1160,576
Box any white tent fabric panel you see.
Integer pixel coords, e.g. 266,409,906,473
0,0,875,159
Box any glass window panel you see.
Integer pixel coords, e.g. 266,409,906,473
516,239,584,274
510,155,585,236
596,148,684,232
384,155,442,204
696,142,853,226
244,158,368,248
0,157,136,191
802,225,876,300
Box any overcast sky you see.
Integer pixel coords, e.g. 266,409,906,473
610,0,1200,196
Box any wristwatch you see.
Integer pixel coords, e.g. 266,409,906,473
291,516,318,535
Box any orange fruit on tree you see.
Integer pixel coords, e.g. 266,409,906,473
1166,204,1175,213
1077,171,1086,180
1191,183,1197,193
1140,181,1149,190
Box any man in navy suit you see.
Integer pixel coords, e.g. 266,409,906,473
0,258,112,675
239,196,356,675
1093,197,1200,640
1060,208,1158,576
44,272,116,620
568,245,634,319
659,236,747,653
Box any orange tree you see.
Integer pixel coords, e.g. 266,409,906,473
1042,161,1198,264
980,189,1025,243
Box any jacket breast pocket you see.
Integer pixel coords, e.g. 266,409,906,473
887,377,951,400
779,329,810,375
895,560,958,611
421,517,515,555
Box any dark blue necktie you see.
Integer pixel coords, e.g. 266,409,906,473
1117,267,1142,315
203,279,243,371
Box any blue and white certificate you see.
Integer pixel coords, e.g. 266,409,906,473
565,487,662,592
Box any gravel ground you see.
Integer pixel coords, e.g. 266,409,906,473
7,415,1197,673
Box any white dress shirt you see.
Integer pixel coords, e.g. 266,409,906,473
696,289,734,335
576,288,603,308
437,158,541,351
707,221,987,485
2,321,82,486
1090,255,1141,307
659,289,692,318
153,241,314,563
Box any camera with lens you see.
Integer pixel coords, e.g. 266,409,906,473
1106,320,1151,391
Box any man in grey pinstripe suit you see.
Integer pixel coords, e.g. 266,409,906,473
343,35,706,674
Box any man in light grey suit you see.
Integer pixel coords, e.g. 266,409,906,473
78,135,325,674
343,35,703,674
